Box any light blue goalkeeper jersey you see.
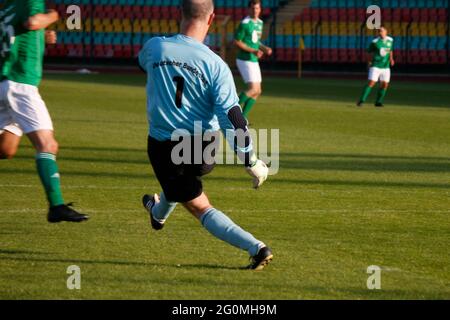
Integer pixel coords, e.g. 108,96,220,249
138,34,240,141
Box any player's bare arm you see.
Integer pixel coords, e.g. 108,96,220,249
25,9,59,30
259,43,272,56
45,30,57,45
390,50,395,67
235,39,264,58
367,52,373,67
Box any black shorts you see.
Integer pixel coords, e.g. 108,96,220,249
147,135,217,203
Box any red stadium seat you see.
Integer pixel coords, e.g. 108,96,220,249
392,8,402,22
437,8,447,22
395,50,405,64
300,49,309,62
285,48,295,61
319,8,328,21
401,8,411,22
356,8,365,21
278,48,286,60
310,8,320,20
347,8,356,21
419,9,429,23
382,8,393,21
170,7,180,19
337,8,348,21
338,49,348,63
329,49,339,63
329,9,338,21
300,8,311,21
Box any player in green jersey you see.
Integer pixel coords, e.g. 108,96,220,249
358,26,395,107
234,0,272,120
0,0,89,223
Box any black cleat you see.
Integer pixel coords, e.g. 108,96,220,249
375,103,384,107
357,101,364,107
142,194,164,230
247,246,273,271
47,203,89,223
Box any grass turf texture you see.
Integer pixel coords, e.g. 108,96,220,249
0,73,449,299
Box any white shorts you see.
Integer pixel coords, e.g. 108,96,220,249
0,80,53,137
236,59,262,84
368,67,391,83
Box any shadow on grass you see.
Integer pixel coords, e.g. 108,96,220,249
1,167,449,190
52,117,146,125
0,249,51,255
42,73,450,109
11,155,450,173
5,148,450,189
300,286,446,300
8,146,450,174
20,145,450,162
13,147,450,173
282,152,450,162
280,159,450,173
13,154,149,165
0,255,243,271
20,144,145,153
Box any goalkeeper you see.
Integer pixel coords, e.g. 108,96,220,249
138,0,272,270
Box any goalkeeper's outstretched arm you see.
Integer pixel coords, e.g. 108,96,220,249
216,105,269,189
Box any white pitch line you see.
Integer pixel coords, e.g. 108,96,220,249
227,209,450,213
0,184,448,195
221,187,450,195
0,184,148,190
1,208,449,214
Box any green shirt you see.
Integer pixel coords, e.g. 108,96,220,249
0,0,45,87
368,36,394,69
235,16,263,62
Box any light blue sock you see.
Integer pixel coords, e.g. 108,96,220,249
200,208,264,256
152,192,177,222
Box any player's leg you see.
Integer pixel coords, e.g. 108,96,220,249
375,69,391,107
26,130,63,206
0,82,23,159
26,130,87,222
241,62,262,119
242,82,262,119
182,192,273,270
0,128,21,159
358,67,379,106
375,82,389,107
236,59,252,108
142,192,177,230
7,81,88,222
183,193,248,246
236,60,262,119
238,91,251,110
143,136,179,229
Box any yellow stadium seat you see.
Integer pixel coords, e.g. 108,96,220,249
113,25,123,32
94,24,103,32
133,24,142,33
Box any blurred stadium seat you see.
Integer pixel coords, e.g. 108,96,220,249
46,0,449,66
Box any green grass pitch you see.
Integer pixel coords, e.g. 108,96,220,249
0,73,449,299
